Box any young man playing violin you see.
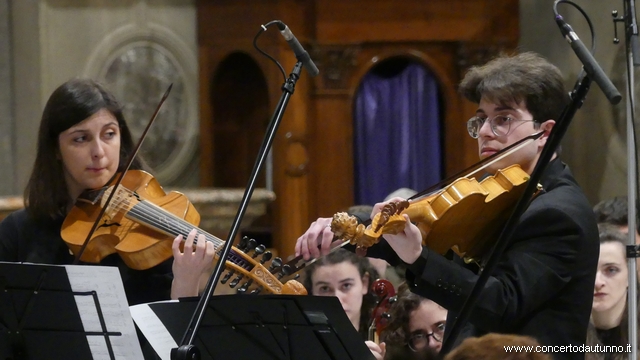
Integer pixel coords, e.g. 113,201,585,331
0,79,215,305
295,52,599,359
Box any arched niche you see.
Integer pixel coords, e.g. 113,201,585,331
308,45,468,224
210,52,270,188
348,49,463,176
351,55,445,205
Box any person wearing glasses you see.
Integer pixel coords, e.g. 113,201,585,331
295,52,599,359
381,283,446,359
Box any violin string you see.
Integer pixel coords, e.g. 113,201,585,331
97,186,226,248
122,201,256,271
128,201,225,247
87,185,264,275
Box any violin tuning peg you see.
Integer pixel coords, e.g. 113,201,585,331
269,257,283,272
239,236,250,251
221,270,235,284
282,264,292,275
253,244,266,257
260,251,272,264
277,264,292,279
229,274,244,288
382,313,391,319
247,238,258,251
238,281,250,293
389,295,398,304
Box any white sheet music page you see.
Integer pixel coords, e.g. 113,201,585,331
130,300,179,360
64,264,144,360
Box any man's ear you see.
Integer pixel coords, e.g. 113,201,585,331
538,120,556,148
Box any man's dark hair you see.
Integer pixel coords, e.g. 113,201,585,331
458,52,570,126
594,196,632,226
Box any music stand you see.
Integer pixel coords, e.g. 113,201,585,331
143,295,375,360
0,262,126,360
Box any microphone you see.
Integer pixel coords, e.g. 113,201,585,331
555,15,622,104
276,21,319,77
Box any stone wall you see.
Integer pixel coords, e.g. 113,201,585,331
520,0,636,204
2,0,200,197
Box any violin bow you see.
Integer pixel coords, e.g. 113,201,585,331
73,84,173,264
408,131,544,201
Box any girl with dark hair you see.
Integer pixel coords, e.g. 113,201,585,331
302,248,384,358
381,283,446,360
0,78,214,305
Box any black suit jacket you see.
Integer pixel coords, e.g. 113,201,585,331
371,159,599,360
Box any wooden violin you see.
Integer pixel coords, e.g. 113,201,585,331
367,278,397,343
332,164,536,262
61,169,306,295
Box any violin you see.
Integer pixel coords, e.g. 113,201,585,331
367,279,397,343
332,164,536,262
61,169,306,295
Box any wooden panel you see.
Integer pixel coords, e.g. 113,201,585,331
309,94,355,218
315,0,519,44
271,54,313,259
197,0,311,47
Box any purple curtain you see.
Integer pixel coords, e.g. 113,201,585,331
353,61,442,205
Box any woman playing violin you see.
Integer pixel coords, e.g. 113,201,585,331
0,78,214,305
295,52,599,359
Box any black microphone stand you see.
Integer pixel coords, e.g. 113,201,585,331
614,1,639,358
440,73,593,354
171,61,303,360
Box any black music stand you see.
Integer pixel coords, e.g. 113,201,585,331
144,295,375,360
0,262,121,360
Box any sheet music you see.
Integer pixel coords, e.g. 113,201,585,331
65,265,144,360
130,300,179,360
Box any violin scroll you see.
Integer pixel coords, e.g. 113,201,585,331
330,212,378,253
374,200,410,232
329,201,411,254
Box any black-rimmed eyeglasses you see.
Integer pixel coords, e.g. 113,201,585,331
467,115,537,139
408,322,445,352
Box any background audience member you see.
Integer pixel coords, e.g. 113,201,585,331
381,283,447,359
586,223,639,360
593,196,640,245
302,248,380,338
